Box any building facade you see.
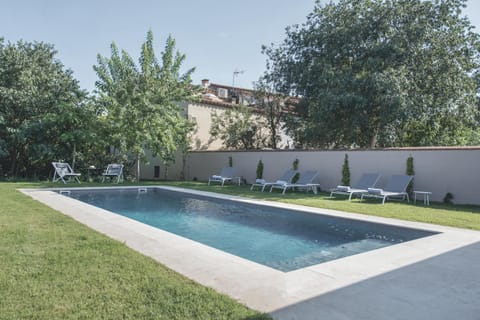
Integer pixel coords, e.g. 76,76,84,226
141,79,293,180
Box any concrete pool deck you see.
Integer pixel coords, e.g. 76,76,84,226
21,186,480,320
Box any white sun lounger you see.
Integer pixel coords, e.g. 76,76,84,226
330,173,381,200
360,175,413,204
269,170,320,194
102,164,124,183
250,169,298,192
208,167,240,186
52,162,81,184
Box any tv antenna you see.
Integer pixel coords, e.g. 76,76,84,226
232,68,245,88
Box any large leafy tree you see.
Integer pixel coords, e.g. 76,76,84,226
94,30,198,180
263,0,480,148
0,38,92,178
210,105,268,150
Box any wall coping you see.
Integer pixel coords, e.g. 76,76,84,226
190,146,480,153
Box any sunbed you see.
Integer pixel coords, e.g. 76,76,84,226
330,173,381,200
360,175,413,204
52,162,81,184
102,164,124,183
269,170,320,194
208,167,240,186
250,169,298,192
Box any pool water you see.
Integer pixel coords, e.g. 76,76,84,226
66,188,437,272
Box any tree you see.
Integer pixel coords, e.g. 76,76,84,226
209,105,268,150
406,155,415,195
253,76,284,149
263,0,480,148
0,39,91,178
342,154,350,186
94,30,198,180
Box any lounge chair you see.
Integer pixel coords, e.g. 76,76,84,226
330,173,381,200
208,167,240,186
360,175,413,204
52,162,81,184
102,164,124,183
270,170,320,194
250,169,298,192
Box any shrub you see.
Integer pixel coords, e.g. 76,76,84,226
443,192,454,204
292,158,300,183
406,155,414,195
341,154,350,186
256,160,264,179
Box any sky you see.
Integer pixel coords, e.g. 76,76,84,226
1,0,480,93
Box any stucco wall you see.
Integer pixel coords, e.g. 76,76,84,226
186,102,293,151
188,102,225,150
184,148,480,205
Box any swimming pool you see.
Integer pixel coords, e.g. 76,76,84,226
65,188,437,272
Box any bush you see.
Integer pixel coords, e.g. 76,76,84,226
256,160,264,179
443,192,454,204
342,154,350,186
406,155,414,195
292,158,300,183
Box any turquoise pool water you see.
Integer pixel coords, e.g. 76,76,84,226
66,188,436,272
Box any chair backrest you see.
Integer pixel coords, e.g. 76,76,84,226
106,164,123,175
353,173,381,189
219,166,235,178
52,162,73,177
278,169,298,183
296,170,319,184
384,175,413,192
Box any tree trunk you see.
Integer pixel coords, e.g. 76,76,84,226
180,153,187,181
136,154,141,182
369,128,379,149
164,163,169,180
72,144,76,170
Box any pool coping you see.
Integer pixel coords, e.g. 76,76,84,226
20,186,480,314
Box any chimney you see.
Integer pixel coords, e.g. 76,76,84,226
201,79,210,88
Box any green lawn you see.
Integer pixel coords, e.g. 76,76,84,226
0,182,270,320
2,180,479,319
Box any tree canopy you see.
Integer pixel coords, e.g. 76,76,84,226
263,0,480,148
210,105,268,150
0,38,92,178
94,30,198,179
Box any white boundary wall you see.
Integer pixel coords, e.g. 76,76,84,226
181,148,480,205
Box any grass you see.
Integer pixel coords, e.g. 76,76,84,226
0,182,270,320
2,180,479,319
